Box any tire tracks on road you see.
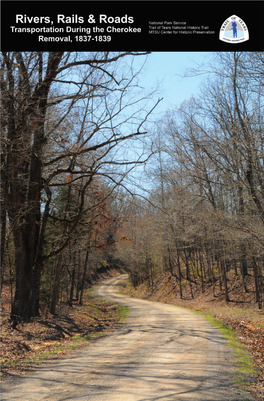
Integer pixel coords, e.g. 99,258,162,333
2,275,256,401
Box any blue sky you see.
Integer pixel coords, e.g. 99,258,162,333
123,51,214,191
138,51,213,117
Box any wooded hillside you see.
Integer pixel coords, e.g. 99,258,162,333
115,53,264,311
1,51,264,322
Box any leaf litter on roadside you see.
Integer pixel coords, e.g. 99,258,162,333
0,286,122,378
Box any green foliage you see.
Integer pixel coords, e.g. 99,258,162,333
94,297,130,322
177,306,258,391
116,305,131,322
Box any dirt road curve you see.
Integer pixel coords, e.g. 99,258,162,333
2,275,255,401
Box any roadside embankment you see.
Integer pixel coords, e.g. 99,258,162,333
119,271,264,401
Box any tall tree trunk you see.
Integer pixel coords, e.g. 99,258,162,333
0,150,7,294
75,250,82,302
237,184,248,293
198,249,205,293
69,266,75,307
177,251,183,299
252,257,262,309
4,52,63,321
184,250,194,299
240,247,248,294
50,252,63,314
79,247,90,305
11,227,42,321
69,248,76,307
221,258,230,302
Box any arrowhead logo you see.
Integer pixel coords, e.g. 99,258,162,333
219,15,249,44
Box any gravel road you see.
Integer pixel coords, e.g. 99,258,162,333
2,275,255,401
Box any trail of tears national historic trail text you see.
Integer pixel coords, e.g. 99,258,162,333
148,21,215,35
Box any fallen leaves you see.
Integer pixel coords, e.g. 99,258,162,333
0,286,121,379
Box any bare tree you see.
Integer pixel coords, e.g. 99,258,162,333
0,51,160,321
119,52,264,306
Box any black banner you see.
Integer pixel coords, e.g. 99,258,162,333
1,1,261,51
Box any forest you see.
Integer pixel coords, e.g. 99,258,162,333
1,51,264,327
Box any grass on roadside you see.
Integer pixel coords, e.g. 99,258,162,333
203,313,258,388
1,329,118,371
119,279,257,390
117,305,130,322
174,305,258,391
87,286,97,295
121,275,263,401
1,336,89,368
0,287,130,377
94,297,130,322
